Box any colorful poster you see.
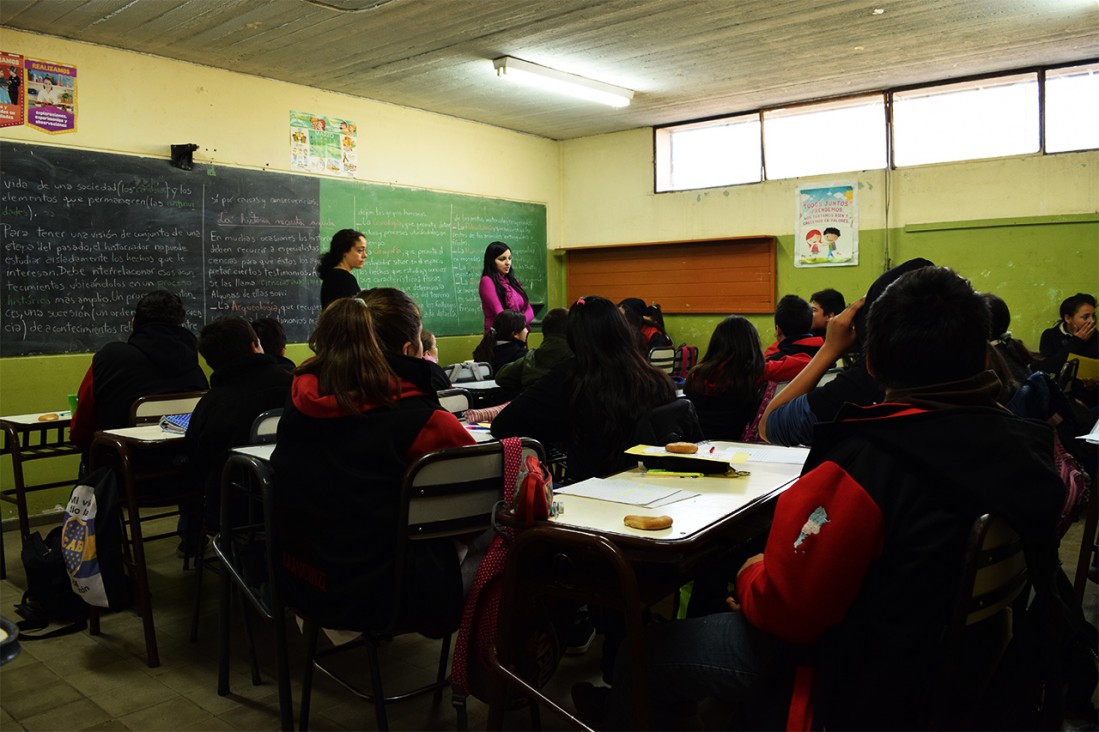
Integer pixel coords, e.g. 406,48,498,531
26,58,76,134
0,52,24,128
290,111,357,177
795,183,858,268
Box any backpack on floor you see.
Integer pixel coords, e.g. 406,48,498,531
13,527,88,638
63,466,132,611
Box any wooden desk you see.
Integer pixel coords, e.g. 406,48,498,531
89,425,190,668
487,442,809,730
0,410,81,579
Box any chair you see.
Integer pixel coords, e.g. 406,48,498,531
647,346,675,374
446,361,493,383
437,388,473,419
214,454,294,731
249,408,283,444
1056,358,1079,393
295,438,545,731
929,514,1028,728
88,390,207,667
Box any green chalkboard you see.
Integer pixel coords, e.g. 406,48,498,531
319,179,547,336
0,141,546,356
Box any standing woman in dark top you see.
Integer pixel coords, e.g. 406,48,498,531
478,241,534,331
317,229,367,309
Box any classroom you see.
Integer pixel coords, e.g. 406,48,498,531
0,1,1097,730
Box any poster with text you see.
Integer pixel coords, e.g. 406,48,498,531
0,52,24,128
795,183,858,268
26,58,76,134
290,111,357,177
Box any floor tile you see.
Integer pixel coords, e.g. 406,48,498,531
117,697,216,732
20,698,112,732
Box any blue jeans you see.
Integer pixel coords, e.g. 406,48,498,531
607,611,789,730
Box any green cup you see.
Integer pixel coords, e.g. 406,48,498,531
67,393,78,414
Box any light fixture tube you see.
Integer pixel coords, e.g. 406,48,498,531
493,56,633,108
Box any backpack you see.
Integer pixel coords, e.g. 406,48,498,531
62,466,132,611
451,438,561,712
672,344,698,380
13,527,88,638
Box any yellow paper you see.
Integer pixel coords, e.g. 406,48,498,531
730,451,750,464
1071,356,1098,381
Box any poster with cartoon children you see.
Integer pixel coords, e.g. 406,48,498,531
795,183,858,268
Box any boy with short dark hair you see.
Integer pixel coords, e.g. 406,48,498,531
252,317,295,371
496,307,572,390
188,316,291,529
763,294,823,361
602,266,1065,730
809,288,846,337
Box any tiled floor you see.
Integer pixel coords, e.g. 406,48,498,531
0,514,607,732
1,513,1095,731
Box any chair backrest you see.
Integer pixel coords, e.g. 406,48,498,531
647,346,675,374
952,514,1028,629
436,388,473,418
1057,358,1079,392
129,390,207,425
399,438,545,544
445,361,493,384
249,408,283,445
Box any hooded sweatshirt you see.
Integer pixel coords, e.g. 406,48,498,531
736,371,1064,729
271,353,474,634
71,323,209,452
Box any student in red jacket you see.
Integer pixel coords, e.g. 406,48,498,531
272,289,475,635
594,266,1064,730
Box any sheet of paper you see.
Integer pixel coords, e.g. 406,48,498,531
556,478,681,506
727,445,811,465
1079,418,1099,445
645,489,701,508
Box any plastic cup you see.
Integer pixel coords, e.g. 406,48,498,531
67,393,78,414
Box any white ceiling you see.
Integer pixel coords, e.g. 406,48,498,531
3,0,1098,140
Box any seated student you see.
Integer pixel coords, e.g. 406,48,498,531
759,258,934,447
762,294,823,360
495,307,572,391
492,295,691,483
685,315,818,441
472,308,529,376
71,290,209,454
418,329,452,392
618,298,673,352
1038,292,1097,408
187,316,292,530
597,266,1065,730
271,290,476,634
981,293,1036,386
809,288,846,338
252,317,295,371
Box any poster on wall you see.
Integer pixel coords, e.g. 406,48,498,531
289,111,357,177
25,58,76,134
0,52,24,128
794,183,858,268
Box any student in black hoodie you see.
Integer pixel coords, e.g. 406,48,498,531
71,290,208,454
187,316,292,530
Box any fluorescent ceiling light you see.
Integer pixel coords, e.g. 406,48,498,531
493,56,634,108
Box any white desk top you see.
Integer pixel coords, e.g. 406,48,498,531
459,379,499,390
232,444,276,461
548,441,808,544
1,411,72,427
99,424,183,444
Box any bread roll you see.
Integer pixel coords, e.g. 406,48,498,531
37,413,59,422
665,441,698,454
624,514,673,530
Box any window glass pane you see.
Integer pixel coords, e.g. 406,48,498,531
894,74,1038,167
1046,63,1099,153
655,115,761,192
762,95,885,179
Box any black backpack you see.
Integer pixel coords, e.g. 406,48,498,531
13,526,88,638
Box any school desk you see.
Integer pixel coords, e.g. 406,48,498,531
88,424,191,668
486,441,809,730
0,410,80,579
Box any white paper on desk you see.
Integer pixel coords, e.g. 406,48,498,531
645,489,701,508
555,478,681,506
1078,418,1099,445
729,445,811,465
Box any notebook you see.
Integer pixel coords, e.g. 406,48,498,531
159,413,191,434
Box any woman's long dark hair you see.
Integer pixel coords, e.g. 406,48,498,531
316,229,365,277
481,241,529,308
566,295,675,450
686,316,764,399
473,309,526,363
